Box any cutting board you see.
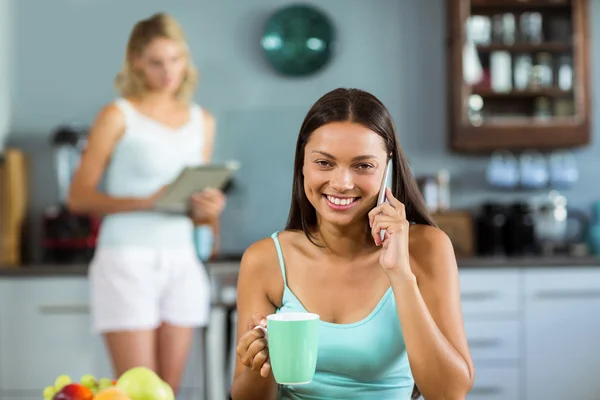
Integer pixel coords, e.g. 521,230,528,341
0,148,29,266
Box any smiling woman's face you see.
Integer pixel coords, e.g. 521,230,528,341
302,121,389,227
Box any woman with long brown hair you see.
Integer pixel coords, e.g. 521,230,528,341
68,13,225,393
231,88,474,399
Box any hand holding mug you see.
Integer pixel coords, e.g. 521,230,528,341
236,313,271,378
252,312,320,385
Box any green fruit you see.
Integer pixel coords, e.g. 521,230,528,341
116,367,166,400
161,381,175,400
54,375,72,391
80,374,97,389
98,377,113,391
42,385,56,400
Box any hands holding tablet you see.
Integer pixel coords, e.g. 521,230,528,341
190,187,226,224
152,162,239,214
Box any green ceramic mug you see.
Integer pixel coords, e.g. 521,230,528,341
255,312,320,385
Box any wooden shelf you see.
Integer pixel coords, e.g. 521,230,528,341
472,87,573,98
451,122,588,153
476,42,572,53
471,0,571,8
447,0,590,153
476,117,580,126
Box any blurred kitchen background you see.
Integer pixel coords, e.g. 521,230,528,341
1,0,600,399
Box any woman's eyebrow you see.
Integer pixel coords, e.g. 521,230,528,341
311,150,377,161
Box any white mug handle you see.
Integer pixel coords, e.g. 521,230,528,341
254,325,268,340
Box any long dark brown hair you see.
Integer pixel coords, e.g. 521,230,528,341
285,88,435,399
286,87,436,232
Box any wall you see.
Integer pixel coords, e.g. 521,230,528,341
0,0,11,152
5,0,600,257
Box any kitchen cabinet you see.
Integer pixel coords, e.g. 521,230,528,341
460,268,523,400
0,276,206,399
2,397,40,400
524,268,600,400
2,265,600,399
0,278,94,394
447,0,592,152
460,266,600,399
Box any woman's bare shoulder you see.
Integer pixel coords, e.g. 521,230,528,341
240,236,279,274
239,231,305,306
241,230,305,268
408,224,456,276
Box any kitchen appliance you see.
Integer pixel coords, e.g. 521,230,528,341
41,126,100,264
0,148,28,266
476,203,507,256
504,202,537,256
532,191,587,255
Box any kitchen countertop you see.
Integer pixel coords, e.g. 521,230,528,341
457,255,600,267
1,254,600,276
0,258,242,277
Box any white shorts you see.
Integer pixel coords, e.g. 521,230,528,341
89,246,211,333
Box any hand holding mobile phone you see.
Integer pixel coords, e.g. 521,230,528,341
376,159,393,241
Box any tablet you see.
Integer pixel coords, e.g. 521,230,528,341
154,161,240,213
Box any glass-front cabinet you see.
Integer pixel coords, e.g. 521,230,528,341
448,0,591,153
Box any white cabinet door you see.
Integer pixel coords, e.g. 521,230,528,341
91,333,113,380
468,366,520,400
459,268,521,317
0,278,94,393
173,328,205,400
525,268,600,400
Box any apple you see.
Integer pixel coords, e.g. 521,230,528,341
116,367,173,400
160,381,175,400
52,383,94,400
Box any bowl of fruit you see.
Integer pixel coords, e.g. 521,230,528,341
44,367,175,400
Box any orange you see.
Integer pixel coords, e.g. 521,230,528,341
93,387,131,400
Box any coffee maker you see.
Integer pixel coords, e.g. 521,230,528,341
41,126,100,264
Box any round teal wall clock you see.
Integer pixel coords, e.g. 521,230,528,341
260,4,335,77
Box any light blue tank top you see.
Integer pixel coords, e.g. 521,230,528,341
97,98,209,250
271,232,415,400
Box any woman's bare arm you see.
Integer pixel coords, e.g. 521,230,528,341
68,104,154,215
191,109,218,227
230,238,280,400
391,225,474,400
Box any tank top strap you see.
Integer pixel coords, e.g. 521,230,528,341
191,103,203,121
270,231,287,287
113,98,137,127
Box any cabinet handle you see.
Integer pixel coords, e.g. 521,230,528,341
38,305,90,315
470,386,502,395
534,289,600,300
468,338,501,348
461,291,498,301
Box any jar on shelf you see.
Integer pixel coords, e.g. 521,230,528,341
520,12,543,44
557,55,573,91
468,94,484,126
534,97,552,120
531,53,554,88
514,54,532,90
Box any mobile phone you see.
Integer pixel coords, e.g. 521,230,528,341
376,159,393,241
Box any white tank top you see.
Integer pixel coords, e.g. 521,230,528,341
97,98,206,249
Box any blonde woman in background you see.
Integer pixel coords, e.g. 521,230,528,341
68,13,225,392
